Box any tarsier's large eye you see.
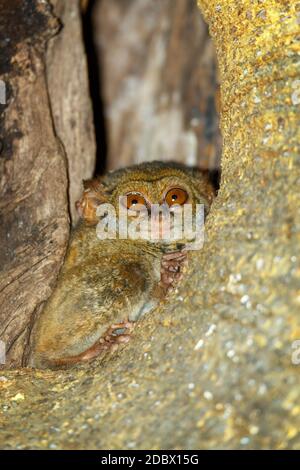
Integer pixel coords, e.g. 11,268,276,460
124,192,148,209
165,188,188,206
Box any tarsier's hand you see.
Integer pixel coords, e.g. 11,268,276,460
159,250,188,295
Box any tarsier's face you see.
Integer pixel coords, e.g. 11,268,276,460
78,162,215,247
114,178,189,244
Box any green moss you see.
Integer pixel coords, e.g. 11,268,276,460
1,0,300,449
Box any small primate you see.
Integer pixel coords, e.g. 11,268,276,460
29,162,215,368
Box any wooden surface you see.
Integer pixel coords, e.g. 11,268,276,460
47,0,96,225
1,0,299,450
0,0,95,367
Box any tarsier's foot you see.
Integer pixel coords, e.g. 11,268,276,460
99,321,135,352
56,321,135,366
159,250,188,294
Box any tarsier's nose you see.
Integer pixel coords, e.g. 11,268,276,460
149,203,169,216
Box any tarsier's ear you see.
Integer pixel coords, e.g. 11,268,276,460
75,178,108,225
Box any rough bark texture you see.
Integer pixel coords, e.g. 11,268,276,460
94,0,221,170
0,0,69,368
0,0,95,368
1,0,300,450
47,0,96,225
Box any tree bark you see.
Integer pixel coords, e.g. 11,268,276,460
0,0,95,367
1,0,299,450
47,0,96,225
93,0,221,170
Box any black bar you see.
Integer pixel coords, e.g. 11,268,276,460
0,450,297,466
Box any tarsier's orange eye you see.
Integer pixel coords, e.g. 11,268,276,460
124,193,148,209
165,188,188,206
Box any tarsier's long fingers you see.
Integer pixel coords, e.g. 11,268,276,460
161,251,187,261
159,250,188,293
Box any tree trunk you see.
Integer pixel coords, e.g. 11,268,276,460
47,0,96,225
1,0,299,450
93,0,221,170
0,0,95,368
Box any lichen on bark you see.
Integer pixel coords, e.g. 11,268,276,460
0,0,300,449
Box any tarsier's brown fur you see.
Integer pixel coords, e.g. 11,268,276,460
28,162,215,369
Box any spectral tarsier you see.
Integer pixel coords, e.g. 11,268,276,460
29,162,215,368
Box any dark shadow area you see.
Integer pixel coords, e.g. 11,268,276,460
209,169,221,192
81,0,107,175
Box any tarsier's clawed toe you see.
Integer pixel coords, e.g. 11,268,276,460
89,321,134,357
159,250,188,293
102,321,134,347
57,321,136,365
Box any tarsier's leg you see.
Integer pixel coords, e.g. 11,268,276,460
53,322,135,366
159,250,188,293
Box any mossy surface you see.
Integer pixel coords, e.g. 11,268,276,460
1,0,300,449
